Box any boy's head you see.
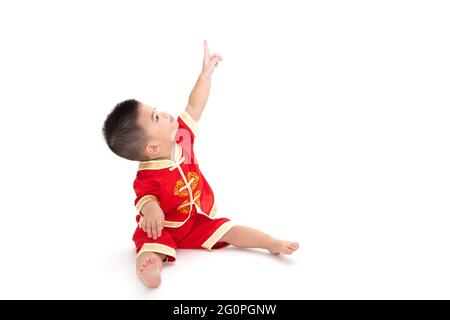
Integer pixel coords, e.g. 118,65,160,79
102,99,178,161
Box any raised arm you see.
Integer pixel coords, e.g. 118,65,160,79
185,40,223,122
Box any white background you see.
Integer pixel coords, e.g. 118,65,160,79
0,0,449,299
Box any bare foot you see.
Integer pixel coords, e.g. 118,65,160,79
268,239,299,255
136,252,163,288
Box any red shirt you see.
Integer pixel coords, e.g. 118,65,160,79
133,110,216,228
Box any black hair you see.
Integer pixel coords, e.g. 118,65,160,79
102,99,149,161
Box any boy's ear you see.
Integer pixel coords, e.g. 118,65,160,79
145,143,161,157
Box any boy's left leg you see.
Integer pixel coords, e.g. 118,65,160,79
219,225,299,255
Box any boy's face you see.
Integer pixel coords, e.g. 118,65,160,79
137,103,179,156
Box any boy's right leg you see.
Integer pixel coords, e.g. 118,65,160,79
136,251,167,288
133,223,177,288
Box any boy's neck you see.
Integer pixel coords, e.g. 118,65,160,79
150,142,177,161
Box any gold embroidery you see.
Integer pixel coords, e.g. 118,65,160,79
177,200,191,214
173,179,189,197
176,190,202,215
187,172,200,190
194,190,201,207
172,171,202,215
173,171,200,197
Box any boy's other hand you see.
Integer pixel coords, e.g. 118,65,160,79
202,40,223,76
140,201,165,239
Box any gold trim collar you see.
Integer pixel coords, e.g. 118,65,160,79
138,143,183,170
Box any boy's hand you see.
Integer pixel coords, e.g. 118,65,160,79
140,201,165,239
202,40,223,76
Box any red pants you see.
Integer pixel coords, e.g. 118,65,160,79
132,212,234,262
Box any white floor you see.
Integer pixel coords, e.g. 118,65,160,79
0,221,301,299
1,189,449,299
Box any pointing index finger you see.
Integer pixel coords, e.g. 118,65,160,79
204,40,209,56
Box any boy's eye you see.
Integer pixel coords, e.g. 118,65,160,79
156,115,159,121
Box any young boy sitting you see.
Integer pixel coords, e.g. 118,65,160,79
102,40,299,288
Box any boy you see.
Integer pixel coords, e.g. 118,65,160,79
102,41,299,288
